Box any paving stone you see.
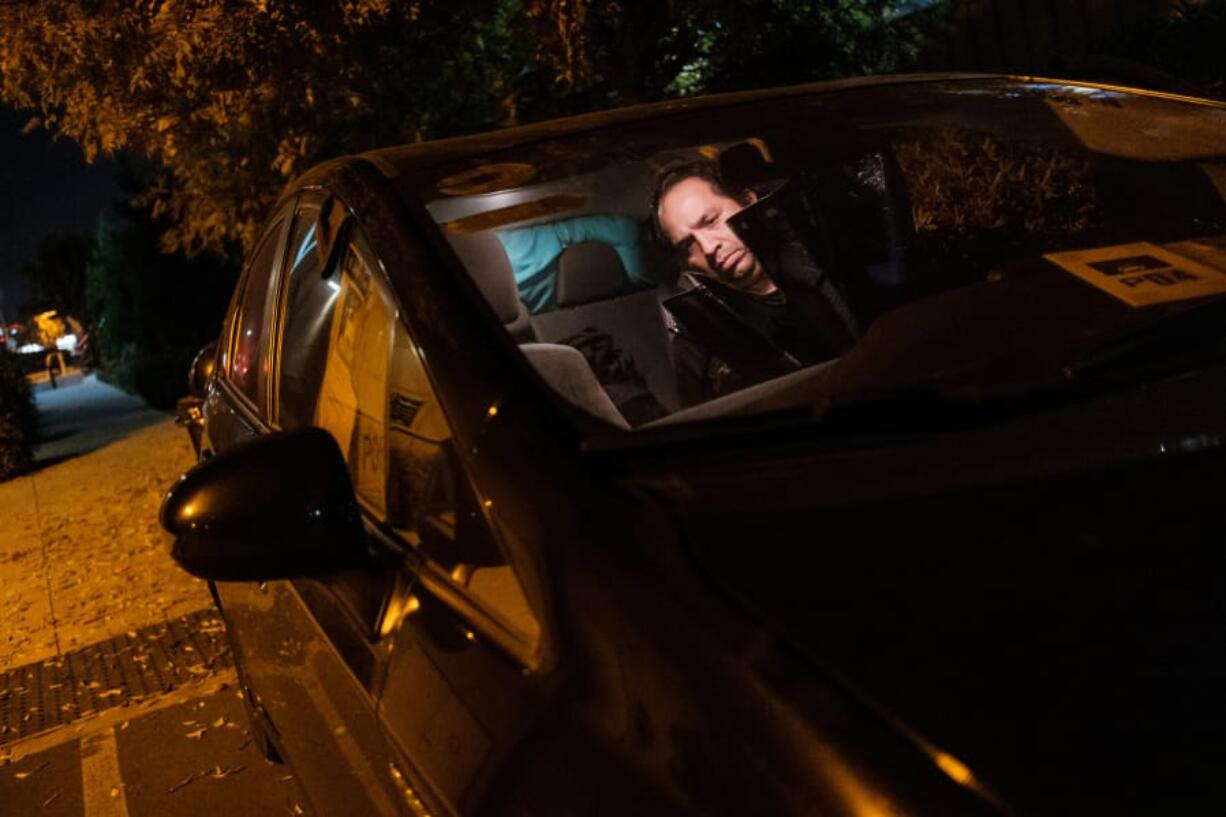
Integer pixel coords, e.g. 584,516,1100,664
0,609,232,746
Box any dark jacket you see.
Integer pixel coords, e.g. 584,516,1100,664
664,242,861,406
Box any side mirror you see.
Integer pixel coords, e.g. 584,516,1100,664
188,340,219,398
160,427,367,581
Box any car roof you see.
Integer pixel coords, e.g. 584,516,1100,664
356,73,1002,180
350,71,1226,197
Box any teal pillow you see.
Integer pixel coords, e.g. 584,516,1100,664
497,215,649,313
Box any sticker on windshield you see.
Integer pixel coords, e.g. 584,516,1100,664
1045,242,1226,307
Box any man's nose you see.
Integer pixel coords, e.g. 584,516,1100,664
696,232,720,259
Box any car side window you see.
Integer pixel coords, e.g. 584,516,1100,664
229,217,287,410
277,203,328,430
311,235,398,514
295,224,539,646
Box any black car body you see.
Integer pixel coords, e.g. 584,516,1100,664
164,74,1226,815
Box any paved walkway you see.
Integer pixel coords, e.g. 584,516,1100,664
0,378,313,814
0,680,310,817
0,420,211,670
29,366,86,392
32,373,167,467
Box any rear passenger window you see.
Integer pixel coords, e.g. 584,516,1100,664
277,205,328,429
229,218,286,409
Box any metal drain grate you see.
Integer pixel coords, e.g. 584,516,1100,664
0,608,232,745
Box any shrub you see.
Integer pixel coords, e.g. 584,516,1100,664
86,202,237,411
131,346,198,411
1106,0,1226,100
0,346,36,480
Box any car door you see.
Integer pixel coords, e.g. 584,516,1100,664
216,183,551,815
214,194,404,816
314,215,548,817
367,257,545,815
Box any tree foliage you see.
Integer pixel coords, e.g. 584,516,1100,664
0,346,35,480
1,0,518,255
0,1,933,256
518,1,937,104
86,195,237,409
1105,0,1226,99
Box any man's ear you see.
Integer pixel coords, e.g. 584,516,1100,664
744,189,758,205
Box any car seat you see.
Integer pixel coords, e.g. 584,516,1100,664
448,232,537,343
451,232,634,428
530,241,681,413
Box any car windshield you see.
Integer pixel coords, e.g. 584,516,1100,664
415,78,1226,433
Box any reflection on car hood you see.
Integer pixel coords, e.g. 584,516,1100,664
619,361,1226,813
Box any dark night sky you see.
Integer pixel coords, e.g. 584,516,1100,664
0,105,121,320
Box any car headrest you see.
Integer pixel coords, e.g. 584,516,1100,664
719,140,776,193
450,234,522,325
556,241,628,307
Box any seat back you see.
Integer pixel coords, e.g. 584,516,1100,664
449,232,536,342
519,343,629,429
531,242,679,413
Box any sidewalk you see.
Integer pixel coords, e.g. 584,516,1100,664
32,373,167,466
0,678,312,816
29,366,86,393
0,381,314,814
0,418,212,670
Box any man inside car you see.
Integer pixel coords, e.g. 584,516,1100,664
653,160,861,404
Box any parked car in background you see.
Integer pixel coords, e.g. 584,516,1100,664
164,74,1226,816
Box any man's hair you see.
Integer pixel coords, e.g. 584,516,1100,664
649,160,751,245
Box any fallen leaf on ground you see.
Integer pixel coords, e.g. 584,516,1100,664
184,727,206,740
167,772,197,794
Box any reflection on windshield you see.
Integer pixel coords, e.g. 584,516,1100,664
421,80,1226,432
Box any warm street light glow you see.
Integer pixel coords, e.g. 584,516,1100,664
380,593,422,637
934,751,975,787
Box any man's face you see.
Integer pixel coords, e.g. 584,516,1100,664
657,176,773,293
